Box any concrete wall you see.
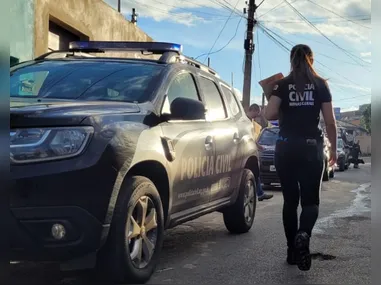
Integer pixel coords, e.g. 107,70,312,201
357,135,371,155
34,0,153,57
10,0,35,62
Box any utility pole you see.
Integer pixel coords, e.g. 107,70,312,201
261,92,265,108
242,0,257,111
117,0,121,12
231,72,234,87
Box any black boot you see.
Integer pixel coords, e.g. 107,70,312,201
294,231,311,271
287,247,297,265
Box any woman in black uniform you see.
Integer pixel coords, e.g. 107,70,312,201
265,44,337,271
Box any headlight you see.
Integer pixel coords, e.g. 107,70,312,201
10,126,93,164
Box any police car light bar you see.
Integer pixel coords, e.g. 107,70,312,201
69,41,183,54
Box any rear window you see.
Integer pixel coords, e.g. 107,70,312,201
10,60,164,103
258,128,279,146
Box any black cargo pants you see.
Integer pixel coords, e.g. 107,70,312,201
274,137,325,248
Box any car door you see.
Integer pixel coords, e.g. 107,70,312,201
197,76,241,203
160,71,215,215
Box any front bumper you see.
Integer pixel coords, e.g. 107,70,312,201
10,145,118,262
10,206,105,261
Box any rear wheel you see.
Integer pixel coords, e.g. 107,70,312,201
329,168,334,178
223,169,256,234
97,176,164,284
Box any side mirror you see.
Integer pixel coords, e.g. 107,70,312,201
169,97,206,121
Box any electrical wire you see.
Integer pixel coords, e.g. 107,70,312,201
201,0,242,63
194,16,243,60
257,24,371,101
257,0,299,19
306,0,371,29
256,25,262,80
282,0,371,68
209,0,247,19
258,22,370,67
261,17,371,24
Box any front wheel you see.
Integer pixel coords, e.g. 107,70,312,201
223,169,256,234
97,176,165,284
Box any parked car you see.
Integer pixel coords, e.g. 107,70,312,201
10,41,261,284
337,137,350,171
322,136,335,181
257,126,280,187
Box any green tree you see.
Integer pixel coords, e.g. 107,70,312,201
362,104,371,134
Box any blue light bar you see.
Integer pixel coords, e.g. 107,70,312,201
69,41,183,54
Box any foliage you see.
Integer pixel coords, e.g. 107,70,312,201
361,104,371,134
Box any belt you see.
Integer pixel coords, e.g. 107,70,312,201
277,135,322,145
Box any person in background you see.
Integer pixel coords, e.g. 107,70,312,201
247,103,271,129
247,104,273,202
264,44,337,271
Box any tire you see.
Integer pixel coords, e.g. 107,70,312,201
329,169,334,178
322,161,329,181
97,176,165,284
223,169,256,234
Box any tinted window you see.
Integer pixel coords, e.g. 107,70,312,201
221,86,240,116
162,72,199,114
258,128,279,146
338,139,344,149
10,60,163,102
199,77,226,120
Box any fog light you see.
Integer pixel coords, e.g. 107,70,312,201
51,223,66,240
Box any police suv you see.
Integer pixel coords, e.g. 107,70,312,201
10,41,260,284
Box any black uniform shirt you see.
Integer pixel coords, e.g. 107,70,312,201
271,75,332,139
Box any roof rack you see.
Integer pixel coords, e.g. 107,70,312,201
35,48,104,60
35,41,219,78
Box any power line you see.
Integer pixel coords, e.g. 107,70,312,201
194,16,243,59
258,22,370,67
256,26,262,79
306,0,372,29
257,0,299,19
261,17,371,24
282,0,371,68
202,0,241,63
257,24,371,97
209,0,247,19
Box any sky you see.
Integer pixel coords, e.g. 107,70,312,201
105,0,371,112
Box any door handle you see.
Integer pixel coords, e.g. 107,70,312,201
205,136,213,151
233,133,240,144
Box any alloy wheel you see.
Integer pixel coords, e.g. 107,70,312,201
126,196,158,269
243,180,255,223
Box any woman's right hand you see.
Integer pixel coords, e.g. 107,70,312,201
329,149,337,166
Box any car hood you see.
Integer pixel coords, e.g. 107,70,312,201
10,98,140,128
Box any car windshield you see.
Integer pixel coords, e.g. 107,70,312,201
10,60,164,103
258,128,279,146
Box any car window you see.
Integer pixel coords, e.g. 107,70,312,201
338,139,344,149
162,72,199,114
258,128,279,146
221,85,240,117
199,77,226,121
10,60,163,103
